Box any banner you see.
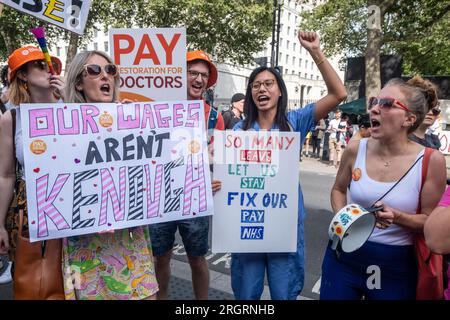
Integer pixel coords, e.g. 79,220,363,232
0,0,91,35
109,28,186,102
438,131,450,155
212,130,300,253
21,101,213,242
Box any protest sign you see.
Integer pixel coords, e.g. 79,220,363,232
0,0,91,34
438,131,450,155
212,130,300,253
109,28,186,102
21,101,213,242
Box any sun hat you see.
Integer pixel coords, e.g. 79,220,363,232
7,45,62,82
186,50,218,89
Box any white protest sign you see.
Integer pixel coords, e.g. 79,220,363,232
438,131,450,155
21,101,213,242
109,28,187,102
212,130,300,253
0,0,91,34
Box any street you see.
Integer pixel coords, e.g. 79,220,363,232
0,160,336,300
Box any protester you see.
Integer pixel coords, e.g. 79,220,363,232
148,50,224,300
327,109,347,168
220,31,346,300
222,92,245,129
349,114,371,142
1,65,10,113
0,46,63,292
408,76,441,150
321,77,446,300
311,118,326,158
62,50,159,300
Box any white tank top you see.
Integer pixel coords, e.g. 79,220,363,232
14,107,25,180
349,138,424,246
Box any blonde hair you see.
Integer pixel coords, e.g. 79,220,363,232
8,70,31,106
385,76,439,133
64,50,120,103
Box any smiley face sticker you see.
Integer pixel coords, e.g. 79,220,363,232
99,112,114,128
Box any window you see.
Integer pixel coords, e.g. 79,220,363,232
317,76,320,80
94,29,98,37
94,42,98,51
285,68,289,74
286,54,289,64
65,46,68,54
56,47,61,56
293,43,296,51
304,73,307,78
305,60,308,68
288,12,291,21
311,62,314,70
286,40,289,50
280,38,283,47
299,58,302,67
287,26,291,36
104,41,108,52
292,70,295,75
311,74,314,79
292,56,295,65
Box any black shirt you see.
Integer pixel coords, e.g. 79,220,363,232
409,133,441,150
222,109,243,130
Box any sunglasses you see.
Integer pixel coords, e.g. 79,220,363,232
83,64,118,78
368,96,412,113
30,60,61,74
430,108,441,116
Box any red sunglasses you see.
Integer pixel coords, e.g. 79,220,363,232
368,96,412,113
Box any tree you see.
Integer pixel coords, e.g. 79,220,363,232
299,0,450,76
1,0,273,68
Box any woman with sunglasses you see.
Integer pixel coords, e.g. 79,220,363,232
321,77,446,300
227,31,347,300
62,51,158,300
0,46,63,281
407,76,441,150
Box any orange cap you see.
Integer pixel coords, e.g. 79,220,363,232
186,50,218,88
7,45,62,82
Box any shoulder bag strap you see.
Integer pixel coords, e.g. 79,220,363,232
370,151,425,207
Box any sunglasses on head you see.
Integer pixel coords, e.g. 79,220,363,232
83,64,118,78
368,96,412,113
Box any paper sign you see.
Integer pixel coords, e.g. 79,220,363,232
212,130,300,253
0,0,92,35
109,28,187,102
21,101,213,242
438,131,450,154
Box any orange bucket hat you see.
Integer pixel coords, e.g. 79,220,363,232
7,45,62,82
186,50,218,88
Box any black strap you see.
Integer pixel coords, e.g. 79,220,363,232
370,153,424,207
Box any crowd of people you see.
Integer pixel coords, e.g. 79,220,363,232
0,28,449,301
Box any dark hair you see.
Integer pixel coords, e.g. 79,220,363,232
242,67,290,131
358,114,370,128
1,65,9,87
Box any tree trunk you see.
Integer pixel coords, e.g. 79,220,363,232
1,27,19,55
365,2,382,108
65,33,80,74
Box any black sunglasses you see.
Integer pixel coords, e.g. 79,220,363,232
430,108,441,116
84,64,118,78
30,60,60,74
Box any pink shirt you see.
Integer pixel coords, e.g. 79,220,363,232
439,186,450,207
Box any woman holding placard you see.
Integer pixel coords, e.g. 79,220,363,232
322,76,446,300
226,31,346,300
62,50,158,300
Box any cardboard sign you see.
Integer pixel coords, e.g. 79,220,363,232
109,28,187,102
21,101,213,242
0,0,91,35
212,130,300,253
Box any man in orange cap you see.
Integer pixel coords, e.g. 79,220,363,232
149,50,224,300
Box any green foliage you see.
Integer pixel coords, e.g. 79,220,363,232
1,0,273,66
300,0,450,75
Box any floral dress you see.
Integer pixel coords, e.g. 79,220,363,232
62,227,158,300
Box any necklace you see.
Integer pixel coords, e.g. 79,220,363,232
379,154,393,168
